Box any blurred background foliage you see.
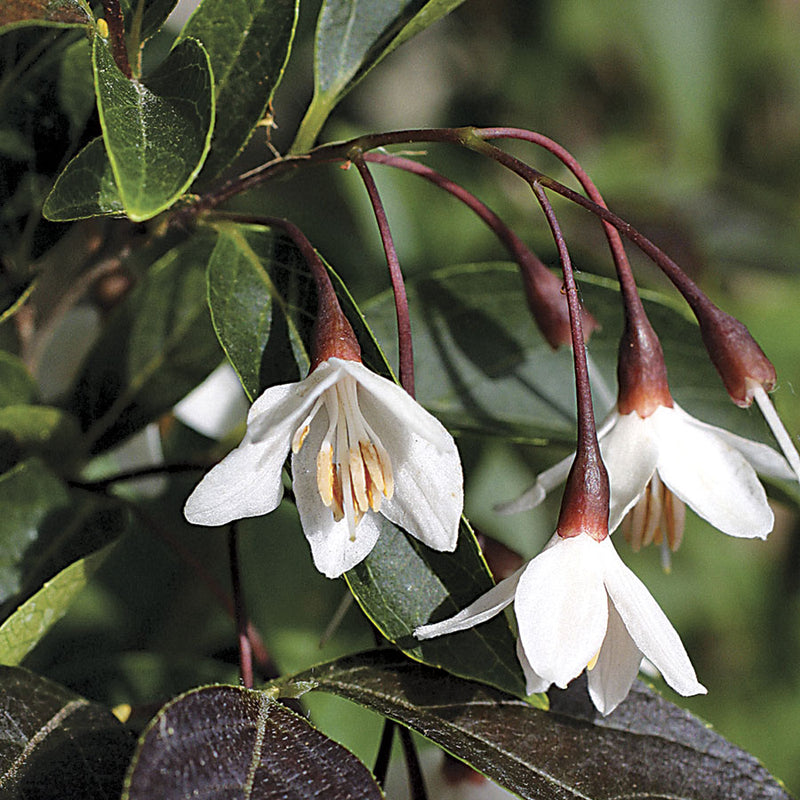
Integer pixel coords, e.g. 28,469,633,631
8,0,800,793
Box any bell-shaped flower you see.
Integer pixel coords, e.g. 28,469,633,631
499,403,794,543
184,357,463,578
416,531,706,715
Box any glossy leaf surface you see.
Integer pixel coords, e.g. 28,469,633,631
123,684,383,799
282,650,792,800
180,0,299,179
206,222,313,400
293,0,466,151
0,544,113,665
0,666,133,799
43,137,124,221
0,459,71,605
119,0,179,43
346,519,527,696
93,35,214,221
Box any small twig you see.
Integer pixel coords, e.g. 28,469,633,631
68,463,208,492
101,0,132,79
228,523,254,689
373,719,396,788
129,504,277,679
399,727,429,800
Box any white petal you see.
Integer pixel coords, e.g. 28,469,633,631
291,409,382,578
587,597,643,715
514,535,608,688
603,542,706,698
651,405,774,538
601,412,659,532
359,391,463,552
414,567,524,639
678,404,794,481
174,362,249,439
494,453,574,514
515,636,551,695
338,359,454,451
183,380,315,526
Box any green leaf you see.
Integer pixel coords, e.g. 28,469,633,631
179,0,299,180
280,649,793,800
206,222,314,400
0,459,71,605
70,233,222,453
0,352,38,408
292,0,467,153
0,405,82,466
205,221,393,400
120,0,179,44
0,543,114,665
0,458,126,618
122,684,383,799
43,136,125,221
346,518,527,696
0,0,92,33
0,666,133,799
58,37,96,137
93,34,214,221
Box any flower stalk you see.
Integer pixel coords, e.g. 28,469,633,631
529,181,610,541
351,152,415,396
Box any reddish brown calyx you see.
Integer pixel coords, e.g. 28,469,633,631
556,446,610,542
616,314,673,417
520,252,599,349
696,304,776,407
310,285,362,369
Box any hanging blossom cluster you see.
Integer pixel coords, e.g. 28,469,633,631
183,128,799,717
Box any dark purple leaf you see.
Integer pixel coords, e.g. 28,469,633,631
123,685,383,799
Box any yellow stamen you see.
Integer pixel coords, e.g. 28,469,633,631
359,441,385,495
349,446,370,512
331,465,345,522
292,424,310,454
316,445,335,506
587,649,601,671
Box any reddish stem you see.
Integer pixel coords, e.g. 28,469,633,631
228,524,253,689
101,0,132,79
352,154,415,396
530,182,609,541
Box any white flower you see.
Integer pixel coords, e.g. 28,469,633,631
416,532,706,715
184,357,463,578
173,362,249,440
499,403,794,540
